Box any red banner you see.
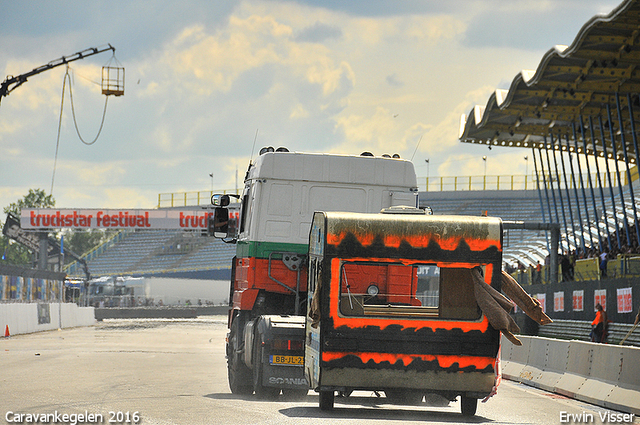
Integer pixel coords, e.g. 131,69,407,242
20,208,230,230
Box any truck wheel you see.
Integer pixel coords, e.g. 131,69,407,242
319,390,334,410
227,346,253,395
460,396,477,416
227,321,252,395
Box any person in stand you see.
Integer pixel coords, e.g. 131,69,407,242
560,254,571,282
569,250,576,280
535,261,542,284
599,250,608,278
590,303,608,343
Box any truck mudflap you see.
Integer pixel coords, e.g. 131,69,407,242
254,315,308,392
260,362,309,389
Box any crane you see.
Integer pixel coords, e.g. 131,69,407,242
0,44,118,105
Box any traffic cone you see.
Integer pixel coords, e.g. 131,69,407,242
4,325,9,338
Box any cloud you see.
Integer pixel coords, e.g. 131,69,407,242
295,22,342,43
462,0,620,51
385,74,403,87
277,0,456,17
0,0,620,212
333,106,432,156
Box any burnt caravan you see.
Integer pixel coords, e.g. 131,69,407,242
305,211,504,416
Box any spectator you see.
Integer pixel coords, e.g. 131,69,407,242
569,250,576,280
560,254,571,282
599,250,608,278
590,303,608,343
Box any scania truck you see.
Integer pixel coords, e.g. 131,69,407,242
210,148,418,398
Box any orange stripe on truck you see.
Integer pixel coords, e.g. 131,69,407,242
321,351,495,371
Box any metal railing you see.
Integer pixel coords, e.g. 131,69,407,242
423,172,623,192
513,254,640,285
156,171,630,205
157,189,240,208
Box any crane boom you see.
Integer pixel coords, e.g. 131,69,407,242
0,44,116,104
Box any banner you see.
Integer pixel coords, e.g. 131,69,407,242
617,287,633,313
572,290,584,312
594,289,607,311
553,291,564,312
20,208,238,230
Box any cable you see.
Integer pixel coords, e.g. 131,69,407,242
50,65,110,195
67,69,109,145
50,67,68,195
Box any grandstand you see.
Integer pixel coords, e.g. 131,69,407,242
67,229,235,280
67,172,640,279
421,177,640,267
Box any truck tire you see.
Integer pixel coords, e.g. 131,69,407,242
228,357,253,395
319,390,334,410
253,337,279,400
460,396,477,416
227,319,252,395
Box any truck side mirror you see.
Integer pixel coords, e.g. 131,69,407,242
212,194,230,207
208,207,230,238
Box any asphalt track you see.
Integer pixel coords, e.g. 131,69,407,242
1,317,637,425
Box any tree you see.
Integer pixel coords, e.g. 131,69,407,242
3,188,55,216
1,189,55,266
61,228,114,261
1,188,114,268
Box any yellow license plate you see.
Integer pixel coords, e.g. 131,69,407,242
270,355,304,366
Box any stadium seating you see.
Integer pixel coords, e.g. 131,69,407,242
70,229,236,277
68,177,640,278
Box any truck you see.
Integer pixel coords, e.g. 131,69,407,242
305,210,503,415
210,148,419,398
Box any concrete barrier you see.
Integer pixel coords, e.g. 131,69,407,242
518,336,547,386
0,303,95,336
94,305,230,320
501,335,640,415
553,340,592,399
577,344,621,408
501,335,529,380
531,338,569,393
604,345,640,414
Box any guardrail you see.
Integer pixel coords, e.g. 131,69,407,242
423,171,623,192
501,335,640,415
157,189,240,208
513,254,640,285
158,171,628,206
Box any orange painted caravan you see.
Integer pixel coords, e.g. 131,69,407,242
305,209,503,416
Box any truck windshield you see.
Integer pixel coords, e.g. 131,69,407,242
338,261,480,320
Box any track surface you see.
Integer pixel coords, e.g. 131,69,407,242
1,317,636,425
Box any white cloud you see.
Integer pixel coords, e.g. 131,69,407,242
0,0,618,212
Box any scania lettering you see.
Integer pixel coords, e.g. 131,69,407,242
210,149,418,398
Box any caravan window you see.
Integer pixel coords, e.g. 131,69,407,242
338,261,480,320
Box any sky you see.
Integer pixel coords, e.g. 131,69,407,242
0,0,621,211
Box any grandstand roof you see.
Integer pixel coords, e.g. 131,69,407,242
459,0,640,163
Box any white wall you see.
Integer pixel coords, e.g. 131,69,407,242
0,303,95,336
142,278,229,305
